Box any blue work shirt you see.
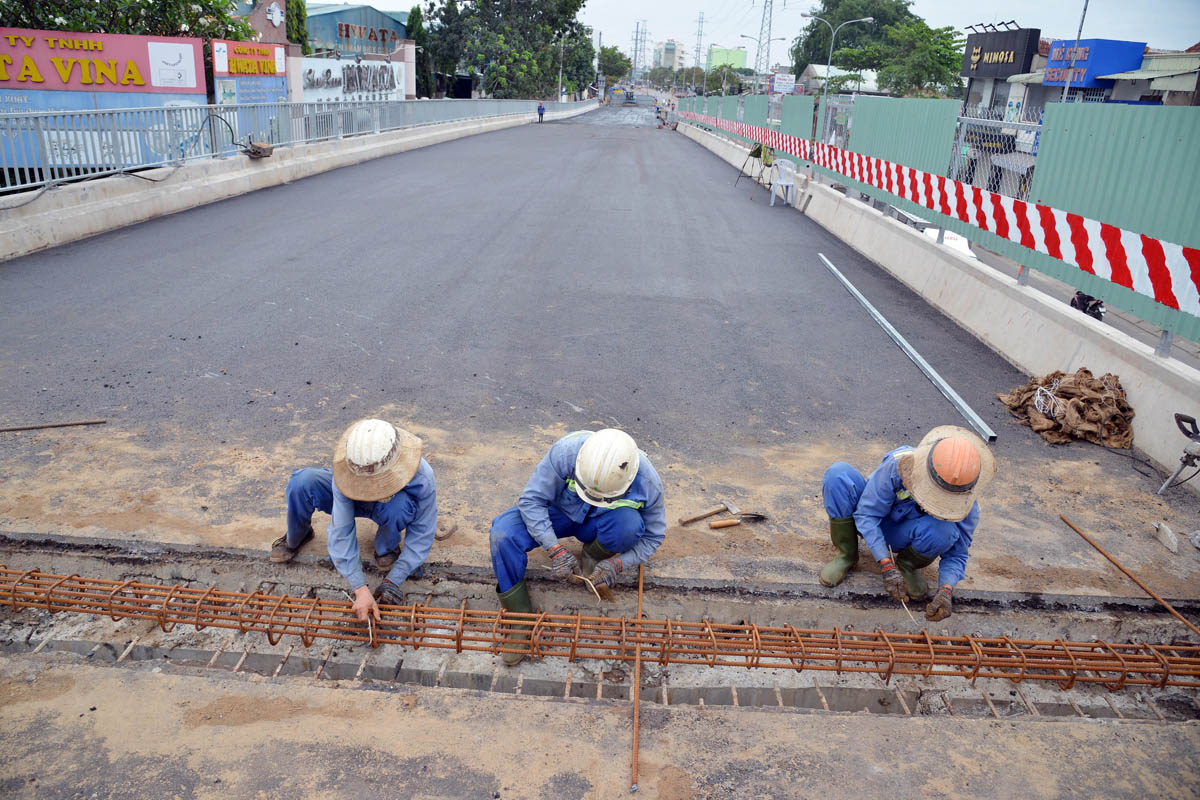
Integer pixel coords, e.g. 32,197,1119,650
853,447,979,588
518,431,666,568
328,458,437,591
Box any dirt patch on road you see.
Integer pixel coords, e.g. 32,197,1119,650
183,695,363,728
0,673,75,706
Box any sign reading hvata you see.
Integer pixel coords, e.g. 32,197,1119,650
336,23,400,46
960,28,1040,79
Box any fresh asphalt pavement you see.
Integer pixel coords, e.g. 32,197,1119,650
2,104,1197,590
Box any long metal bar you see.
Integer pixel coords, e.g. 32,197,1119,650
817,252,998,442
2,566,1197,689
1061,515,1200,638
631,564,644,794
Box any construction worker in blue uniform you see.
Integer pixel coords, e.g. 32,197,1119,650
490,429,666,665
271,419,437,623
819,426,994,621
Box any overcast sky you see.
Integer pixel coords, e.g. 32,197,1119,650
580,0,1200,68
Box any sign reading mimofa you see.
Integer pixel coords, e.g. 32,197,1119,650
0,27,203,112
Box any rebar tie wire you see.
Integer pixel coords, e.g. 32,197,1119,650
2,565,1198,691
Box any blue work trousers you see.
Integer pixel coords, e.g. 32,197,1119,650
490,505,644,593
286,467,416,557
821,462,951,557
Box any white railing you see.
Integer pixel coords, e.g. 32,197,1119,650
1,98,590,193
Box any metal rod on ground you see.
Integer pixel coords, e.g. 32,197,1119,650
1060,514,1200,638
0,420,107,433
631,563,644,793
816,253,997,443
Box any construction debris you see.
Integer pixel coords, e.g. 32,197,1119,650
4,565,1197,690
1153,522,1179,554
998,368,1133,447
1190,530,1200,551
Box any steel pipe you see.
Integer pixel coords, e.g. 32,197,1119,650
3,566,1198,690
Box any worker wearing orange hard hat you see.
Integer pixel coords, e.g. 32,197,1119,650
818,426,995,621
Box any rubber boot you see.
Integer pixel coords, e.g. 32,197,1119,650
580,538,615,577
894,547,935,600
497,581,534,667
819,517,859,587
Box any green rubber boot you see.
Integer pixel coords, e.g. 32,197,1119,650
894,547,935,600
497,581,534,667
819,517,859,587
580,538,615,577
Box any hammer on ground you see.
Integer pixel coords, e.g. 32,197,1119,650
678,501,740,526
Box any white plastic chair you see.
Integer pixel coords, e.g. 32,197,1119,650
770,159,797,207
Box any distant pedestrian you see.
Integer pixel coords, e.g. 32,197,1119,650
537,101,545,122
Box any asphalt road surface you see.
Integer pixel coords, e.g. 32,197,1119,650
2,104,1197,589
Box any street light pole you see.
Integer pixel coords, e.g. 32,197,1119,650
558,32,565,101
802,14,873,141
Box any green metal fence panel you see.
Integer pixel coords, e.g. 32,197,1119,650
721,96,744,144
847,96,960,175
743,95,768,129
781,94,815,165
1030,104,1200,249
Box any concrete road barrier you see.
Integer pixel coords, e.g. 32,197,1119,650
679,122,1200,489
0,102,597,262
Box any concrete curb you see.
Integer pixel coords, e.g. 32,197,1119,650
0,101,598,262
677,122,1200,490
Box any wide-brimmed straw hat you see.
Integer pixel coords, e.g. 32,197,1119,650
895,425,995,522
332,419,422,501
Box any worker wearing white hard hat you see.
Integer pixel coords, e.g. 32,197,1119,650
489,429,667,665
273,419,438,623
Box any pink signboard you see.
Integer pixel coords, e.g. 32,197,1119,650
0,27,204,94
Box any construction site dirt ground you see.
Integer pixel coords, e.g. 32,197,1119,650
1,655,1198,800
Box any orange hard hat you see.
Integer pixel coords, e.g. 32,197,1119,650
927,437,981,493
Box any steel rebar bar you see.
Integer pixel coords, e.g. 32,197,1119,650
631,564,644,794
2,565,1198,690
1061,514,1200,638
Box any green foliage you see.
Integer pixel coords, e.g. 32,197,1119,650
560,26,595,94
427,0,470,91
287,0,310,55
466,0,586,98
598,45,631,84
789,0,915,75
646,66,674,87
704,65,746,95
825,72,867,93
408,5,433,97
0,0,257,40
875,21,963,97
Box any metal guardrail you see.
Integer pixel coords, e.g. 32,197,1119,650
0,98,589,194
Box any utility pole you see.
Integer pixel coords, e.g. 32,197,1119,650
693,12,704,95
597,30,605,99
632,21,640,81
754,0,775,83
558,32,565,100
1060,0,1091,103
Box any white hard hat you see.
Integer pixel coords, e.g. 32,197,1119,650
333,418,422,501
573,429,640,507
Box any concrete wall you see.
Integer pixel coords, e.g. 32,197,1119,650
1,101,596,262
678,121,1200,491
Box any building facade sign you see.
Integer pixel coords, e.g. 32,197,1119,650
212,40,287,104
0,27,204,112
300,56,406,102
961,29,1040,79
1043,38,1146,88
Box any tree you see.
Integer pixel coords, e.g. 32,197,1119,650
287,0,310,54
560,27,596,95
875,20,963,96
427,0,470,94
466,0,587,99
789,0,916,76
408,5,433,97
647,66,674,87
598,45,631,85
0,0,257,40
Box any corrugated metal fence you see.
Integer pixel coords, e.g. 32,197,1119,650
678,94,1200,342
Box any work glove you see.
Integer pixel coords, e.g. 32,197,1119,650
925,586,953,622
589,556,623,589
373,578,405,607
879,558,906,604
546,543,579,580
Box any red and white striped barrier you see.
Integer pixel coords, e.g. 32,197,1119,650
679,111,1200,320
